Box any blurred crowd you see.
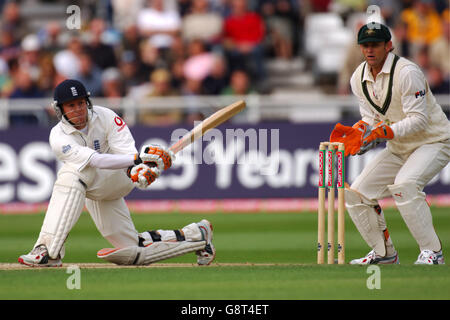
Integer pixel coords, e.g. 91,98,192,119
0,0,448,126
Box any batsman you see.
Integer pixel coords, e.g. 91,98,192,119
18,79,215,267
330,23,450,265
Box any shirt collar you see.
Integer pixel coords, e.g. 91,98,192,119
362,52,395,83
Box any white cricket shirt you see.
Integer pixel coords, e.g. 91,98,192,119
50,105,138,171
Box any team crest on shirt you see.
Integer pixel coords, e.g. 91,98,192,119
94,140,100,151
62,144,71,154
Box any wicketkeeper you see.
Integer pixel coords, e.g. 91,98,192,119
330,23,450,265
18,79,215,267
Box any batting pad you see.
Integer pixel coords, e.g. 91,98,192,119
97,241,206,265
345,188,387,257
388,182,441,252
36,168,90,259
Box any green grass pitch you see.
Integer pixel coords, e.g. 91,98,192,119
0,208,449,300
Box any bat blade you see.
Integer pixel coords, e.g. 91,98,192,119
169,100,246,154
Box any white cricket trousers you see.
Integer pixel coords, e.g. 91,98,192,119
85,168,138,248
352,140,450,199
349,139,450,252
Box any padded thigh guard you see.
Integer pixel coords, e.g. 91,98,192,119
35,165,94,259
388,182,441,252
97,241,207,265
345,188,387,256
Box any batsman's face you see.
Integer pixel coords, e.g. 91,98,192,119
61,98,88,130
360,41,392,70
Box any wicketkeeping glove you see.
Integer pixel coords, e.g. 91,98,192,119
329,120,371,156
136,144,175,171
358,121,394,155
127,164,161,190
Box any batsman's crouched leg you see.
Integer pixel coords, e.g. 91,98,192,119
97,241,207,265
37,165,95,258
97,220,215,265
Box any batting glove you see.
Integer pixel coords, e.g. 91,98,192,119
137,144,175,171
127,164,161,190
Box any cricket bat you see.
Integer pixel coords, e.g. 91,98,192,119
169,100,246,154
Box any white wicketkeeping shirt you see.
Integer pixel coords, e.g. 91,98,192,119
350,52,450,155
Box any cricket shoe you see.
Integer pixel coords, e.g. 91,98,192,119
18,244,62,267
196,219,216,266
349,250,399,265
414,249,445,265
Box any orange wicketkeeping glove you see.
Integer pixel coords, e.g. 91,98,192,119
358,121,394,155
329,120,371,156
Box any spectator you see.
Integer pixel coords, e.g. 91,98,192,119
137,0,182,52
40,21,64,56
19,34,42,82
259,0,297,60
0,2,29,40
221,69,256,95
84,18,118,70
36,53,57,97
74,52,103,97
181,77,204,96
427,65,450,94
119,23,142,63
401,0,442,52
413,42,449,94
429,14,450,80
0,56,12,97
0,57,18,97
202,54,229,95
8,67,48,126
111,0,145,31
330,0,367,22
305,0,332,13
392,20,411,58
223,0,266,82
183,39,216,83
119,50,143,94
147,68,178,97
138,68,182,125
182,0,223,46
178,0,192,17
9,67,45,98
137,39,167,82
101,67,126,98
0,25,21,62
170,57,186,91
166,34,186,65
53,34,83,79
337,19,365,95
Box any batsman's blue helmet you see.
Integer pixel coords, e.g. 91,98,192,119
52,79,92,121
